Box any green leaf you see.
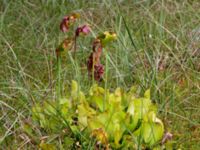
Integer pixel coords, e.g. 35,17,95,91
23,124,33,136
88,112,109,131
43,101,57,116
71,80,78,95
89,84,107,112
59,98,69,105
106,111,126,145
133,125,142,137
32,104,46,128
78,102,96,128
71,80,86,104
70,125,79,135
127,112,140,131
108,93,122,113
144,89,150,99
133,99,147,119
113,123,123,147
142,113,164,146
39,143,56,150
88,116,104,130
153,145,162,150
63,137,75,148
127,101,135,116
164,141,176,150
60,100,71,119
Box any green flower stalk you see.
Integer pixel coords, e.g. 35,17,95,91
56,39,73,100
74,24,91,58
98,31,117,110
57,55,61,100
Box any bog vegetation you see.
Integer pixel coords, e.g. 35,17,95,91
0,0,200,149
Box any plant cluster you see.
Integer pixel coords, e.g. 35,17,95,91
31,12,172,149
33,81,167,149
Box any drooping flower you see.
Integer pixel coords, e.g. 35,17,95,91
86,31,117,81
92,38,101,52
97,31,117,46
60,13,80,32
87,52,104,82
75,25,91,37
73,24,91,58
56,38,73,56
94,64,104,81
87,39,102,70
87,39,104,81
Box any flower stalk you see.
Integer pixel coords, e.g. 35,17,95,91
56,54,62,100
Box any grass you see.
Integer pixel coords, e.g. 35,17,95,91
0,0,200,149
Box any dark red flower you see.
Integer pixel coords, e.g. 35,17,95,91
56,38,73,57
86,37,105,81
60,16,70,32
75,25,90,36
60,13,80,32
87,52,104,81
94,64,104,81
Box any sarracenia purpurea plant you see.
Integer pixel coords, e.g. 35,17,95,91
31,12,172,150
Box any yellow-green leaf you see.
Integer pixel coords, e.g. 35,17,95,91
142,114,164,146
39,143,56,150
